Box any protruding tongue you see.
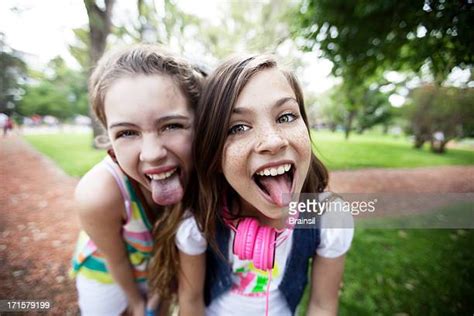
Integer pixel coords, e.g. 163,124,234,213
259,174,292,207
151,172,184,205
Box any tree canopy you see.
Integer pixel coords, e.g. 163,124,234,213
297,0,474,83
0,34,27,115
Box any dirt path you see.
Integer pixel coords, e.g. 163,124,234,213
329,166,474,193
0,136,473,314
0,136,79,314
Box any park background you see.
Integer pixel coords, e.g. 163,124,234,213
1,0,473,314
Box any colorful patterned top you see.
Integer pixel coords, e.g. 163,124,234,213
70,156,154,284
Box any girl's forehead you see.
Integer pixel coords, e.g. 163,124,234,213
234,69,295,109
104,75,190,124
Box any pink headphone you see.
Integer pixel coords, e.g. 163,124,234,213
222,197,292,316
232,217,277,270
222,195,290,271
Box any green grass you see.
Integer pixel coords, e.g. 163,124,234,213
24,133,106,177
312,130,474,170
23,132,474,314
298,229,474,315
24,131,474,178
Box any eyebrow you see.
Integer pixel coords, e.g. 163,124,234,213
108,114,190,129
232,97,298,114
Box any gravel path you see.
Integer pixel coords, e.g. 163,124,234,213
0,136,472,314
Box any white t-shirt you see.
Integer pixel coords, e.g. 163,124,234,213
175,208,354,316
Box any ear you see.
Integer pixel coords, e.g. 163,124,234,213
107,148,118,163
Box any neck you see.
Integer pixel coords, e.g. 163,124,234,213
236,199,288,230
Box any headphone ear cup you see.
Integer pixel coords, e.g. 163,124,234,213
233,218,259,260
253,226,276,270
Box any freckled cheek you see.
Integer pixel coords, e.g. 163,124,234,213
287,125,312,154
222,142,249,181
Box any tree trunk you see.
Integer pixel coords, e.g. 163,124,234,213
414,134,425,149
84,0,115,146
344,110,356,140
430,139,449,154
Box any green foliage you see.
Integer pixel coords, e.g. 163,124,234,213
405,85,474,144
0,34,27,115
18,57,88,120
318,85,350,130
297,0,473,82
24,133,105,177
197,0,298,59
19,81,71,119
355,87,393,133
297,229,474,315
295,1,473,139
318,83,399,136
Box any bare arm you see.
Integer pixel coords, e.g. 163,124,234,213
306,254,346,316
75,167,145,315
178,251,206,316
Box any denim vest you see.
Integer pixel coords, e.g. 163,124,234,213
204,215,320,315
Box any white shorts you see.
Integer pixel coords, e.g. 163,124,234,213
76,274,148,316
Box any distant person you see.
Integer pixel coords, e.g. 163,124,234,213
0,113,9,136
70,45,206,316
1,113,13,136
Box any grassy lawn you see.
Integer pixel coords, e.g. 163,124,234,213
24,133,106,177
297,228,474,315
312,130,474,170
24,130,474,178
24,131,473,314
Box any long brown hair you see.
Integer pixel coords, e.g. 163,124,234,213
192,54,329,244
88,44,205,300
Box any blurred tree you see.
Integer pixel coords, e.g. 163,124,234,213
198,0,298,59
0,34,27,115
295,0,474,138
18,57,89,120
318,84,350,131
84,0,116,141
355,87,393,134
405,85,474,153
297,0,473,83
19,82,72,120
137,0,160,42
69,27,90,71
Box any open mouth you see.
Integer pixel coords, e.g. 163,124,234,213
253,163,295,207
145,167,179,182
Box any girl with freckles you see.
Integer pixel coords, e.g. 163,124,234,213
188,55,354,315
70,45,207,316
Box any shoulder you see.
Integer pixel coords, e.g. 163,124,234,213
74,161,125,222
175,211,207,256
316,193,354,258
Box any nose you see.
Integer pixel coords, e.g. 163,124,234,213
255,129,288,155
139,134,167,162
